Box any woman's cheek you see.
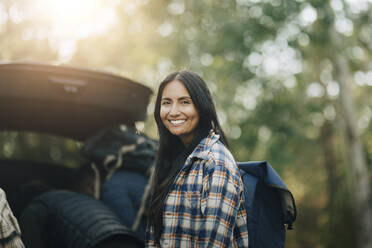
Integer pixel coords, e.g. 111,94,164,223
160,107,168,119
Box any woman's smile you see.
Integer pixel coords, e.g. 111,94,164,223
169,119,186,125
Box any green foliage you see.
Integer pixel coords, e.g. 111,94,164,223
0,132,86,168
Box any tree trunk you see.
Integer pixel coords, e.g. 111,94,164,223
320,120,338,209
333,51,372,248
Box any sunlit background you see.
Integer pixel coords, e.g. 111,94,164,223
0,0,371,247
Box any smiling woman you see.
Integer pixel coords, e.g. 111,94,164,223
147,71,248,247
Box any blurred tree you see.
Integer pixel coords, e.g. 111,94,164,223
333,47,372,247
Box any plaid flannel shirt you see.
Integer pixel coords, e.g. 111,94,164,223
146,131,248,247
0,189,25,248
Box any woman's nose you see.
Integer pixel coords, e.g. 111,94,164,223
169,103,180,116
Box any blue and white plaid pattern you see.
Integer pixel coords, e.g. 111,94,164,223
0,189,24,248
146,131,248,247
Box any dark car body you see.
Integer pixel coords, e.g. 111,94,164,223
0,62,152,216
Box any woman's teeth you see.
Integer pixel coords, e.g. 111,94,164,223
170,120,186,125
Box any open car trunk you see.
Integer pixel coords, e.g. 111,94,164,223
0,62,152,140
0,63,152,218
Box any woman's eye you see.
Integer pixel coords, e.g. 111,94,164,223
161,101,170,105
181,100,190,105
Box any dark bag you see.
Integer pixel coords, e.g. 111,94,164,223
237,161,296,248
82,125,158,177
33,191,142,248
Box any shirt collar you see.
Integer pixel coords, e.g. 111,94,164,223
188,130,220,161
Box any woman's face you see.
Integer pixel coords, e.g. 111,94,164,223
160,80,200,146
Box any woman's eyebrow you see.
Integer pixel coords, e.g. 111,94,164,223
161,96,191,101
178,96,192,100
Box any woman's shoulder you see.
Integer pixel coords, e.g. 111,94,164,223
207,141,240,176
209,140,234,161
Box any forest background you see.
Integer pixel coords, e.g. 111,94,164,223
0,0,371,247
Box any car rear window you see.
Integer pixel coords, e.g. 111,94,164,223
0,131,87,168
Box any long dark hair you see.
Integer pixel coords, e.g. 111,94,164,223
148,70,228,243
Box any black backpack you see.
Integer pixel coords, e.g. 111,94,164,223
237,161,296,248
83,125,158,177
